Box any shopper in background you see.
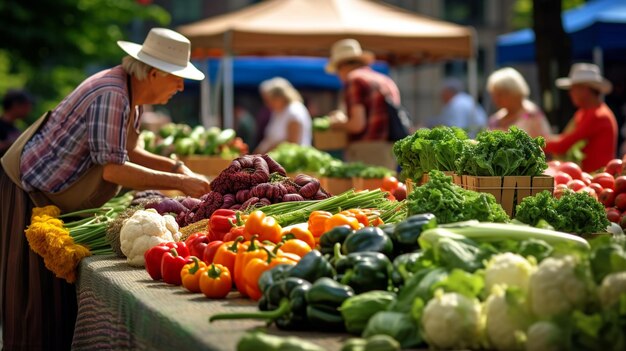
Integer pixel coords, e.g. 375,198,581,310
487,67,552,138
428,78,486,137
254,77,311,154
0,90,33,156
326,39,401,141
544,63,617,172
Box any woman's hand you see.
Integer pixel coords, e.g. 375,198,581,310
179,175,211,198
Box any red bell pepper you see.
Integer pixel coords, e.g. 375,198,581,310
144,241,189,280
161,248,192,285
185,232,211,258
208,209,237,241
202,240,224,264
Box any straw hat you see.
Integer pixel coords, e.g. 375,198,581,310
325,39,375,74
117,28,204,81
555,63,612,94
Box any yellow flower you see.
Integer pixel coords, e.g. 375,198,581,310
32,206,61,219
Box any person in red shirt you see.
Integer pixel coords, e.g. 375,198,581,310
544,63,617,172
326,39,401,141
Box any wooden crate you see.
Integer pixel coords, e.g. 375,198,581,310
179,155,233,179
320,177,354,196
352,177,383,191
313,130,348,150
463,175,554,217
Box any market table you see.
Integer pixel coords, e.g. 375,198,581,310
72,256,347,351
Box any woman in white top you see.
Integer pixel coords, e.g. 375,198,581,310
254,77,312,154
487,67,552,138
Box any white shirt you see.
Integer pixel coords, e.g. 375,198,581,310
257,101,312,152
428,92,487,137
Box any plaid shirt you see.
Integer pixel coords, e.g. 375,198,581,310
21,65,141,193
344,67,400,141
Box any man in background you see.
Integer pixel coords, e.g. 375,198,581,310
427,78,486,137
0,90,33,156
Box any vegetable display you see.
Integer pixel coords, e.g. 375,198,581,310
142,123,248,158
178,155,332,227
407,170,509,223
456,127,547,177
393,126,469,181
515,190,610,235
268,143,339,173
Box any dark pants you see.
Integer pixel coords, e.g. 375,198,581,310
0,169,77,350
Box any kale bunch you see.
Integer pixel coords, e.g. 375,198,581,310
456,127,547,176
408,170,508,224
515,190,609,235
393,126,469,181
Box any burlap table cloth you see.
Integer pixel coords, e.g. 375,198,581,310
72,256,347,350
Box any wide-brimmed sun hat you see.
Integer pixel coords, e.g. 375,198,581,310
555,63,612,94
117,28,204,81
325,39,375,74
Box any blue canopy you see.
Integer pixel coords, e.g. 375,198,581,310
195,56,389,90
497,0,626,64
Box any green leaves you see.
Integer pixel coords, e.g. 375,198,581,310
393,126,468,181
456,127,548,177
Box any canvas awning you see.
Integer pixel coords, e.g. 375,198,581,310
178,0,473,62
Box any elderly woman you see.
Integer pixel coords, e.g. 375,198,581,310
254,77,312,154
0,28,210,350
487,67,552,138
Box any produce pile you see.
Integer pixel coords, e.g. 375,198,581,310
141,123,248,158
393,126,548,181
393,126,469,180
312,116,331,131
136,155,333,227
268,143,338,174
548,158,626,230
207,211,626,351
407,170,509,224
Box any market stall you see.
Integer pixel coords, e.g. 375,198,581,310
22,127,626,351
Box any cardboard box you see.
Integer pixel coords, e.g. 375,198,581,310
179,155,233,179
320,177,354,196
352,177,383,191
313,130,348,150
463,175,554,217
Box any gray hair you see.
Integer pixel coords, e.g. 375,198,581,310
487,67,530,97
122,56,154,81
259,77,303,103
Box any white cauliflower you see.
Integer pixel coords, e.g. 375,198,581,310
421,290,483,350
598,271,626,309
484,286,531,351
485,253,536,294
120,209,181,267
524,321,563,351
528,255,591,318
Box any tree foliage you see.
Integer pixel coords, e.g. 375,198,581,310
0,0,170,120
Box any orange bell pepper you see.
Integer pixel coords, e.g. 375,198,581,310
324,213,361,233
212,236,244,274
244,211,283,244
199,264,232,299
234,235,266,296
180,256,208,293
283,226,316,249
280,237,312,258
243,248,296,300
308,210,332,238
341,209,370,227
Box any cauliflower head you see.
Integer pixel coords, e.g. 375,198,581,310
484,286,532,351
421,290,483,350
120,209,180,267
485,252,536,294
598,271,626,309
524,321,563,351
528,255,591,318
